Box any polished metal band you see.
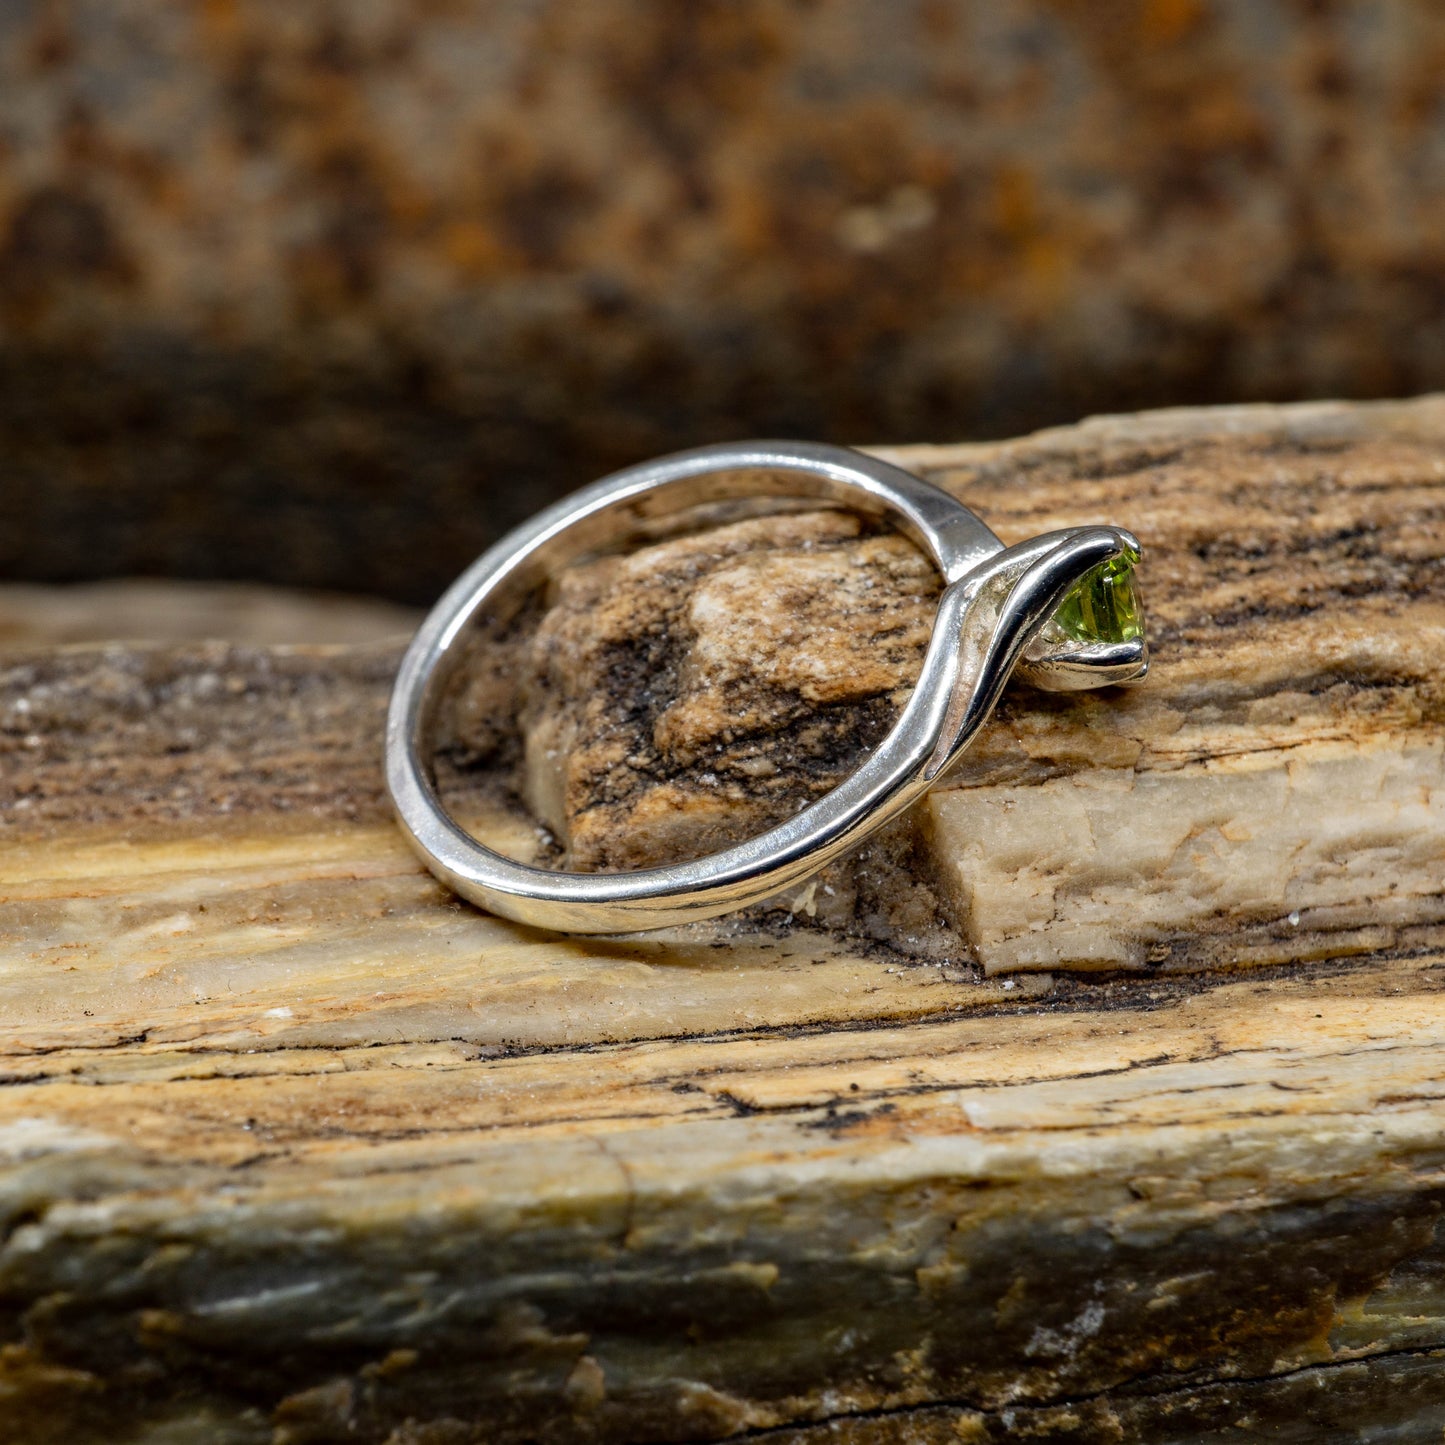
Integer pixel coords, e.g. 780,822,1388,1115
385,441,1146,933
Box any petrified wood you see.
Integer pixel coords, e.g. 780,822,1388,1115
2,399,1444,1442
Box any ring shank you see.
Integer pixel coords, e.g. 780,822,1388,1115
385,442,1102,933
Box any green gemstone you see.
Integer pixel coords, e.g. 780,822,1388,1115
1052,546,1143,644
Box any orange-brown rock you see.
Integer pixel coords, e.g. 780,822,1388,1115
8,4,1445,601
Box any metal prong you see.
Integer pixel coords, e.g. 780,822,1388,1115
1017,637,1149,691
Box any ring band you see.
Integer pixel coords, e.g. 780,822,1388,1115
385,441,1147,933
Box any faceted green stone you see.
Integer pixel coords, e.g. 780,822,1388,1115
1052,546,1143,644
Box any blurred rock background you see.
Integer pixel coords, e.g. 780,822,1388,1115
2,0,1443,605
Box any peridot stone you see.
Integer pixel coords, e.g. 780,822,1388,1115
1052,546,1143,644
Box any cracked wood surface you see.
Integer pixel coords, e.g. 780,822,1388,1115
2,398,1445,1443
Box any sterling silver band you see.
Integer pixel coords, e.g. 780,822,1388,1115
385,441,1147,933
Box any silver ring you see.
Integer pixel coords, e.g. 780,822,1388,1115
385,441,1148,934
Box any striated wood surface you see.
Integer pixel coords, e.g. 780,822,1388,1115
1,399,1444,1442
474,395,1445,974
0,581,418,649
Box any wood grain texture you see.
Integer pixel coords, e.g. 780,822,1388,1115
1,398,1444,1443
0,582,419,648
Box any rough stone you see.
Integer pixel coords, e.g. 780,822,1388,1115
5,3,1445,599
478,396,1445,974
2,400,1444,1441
